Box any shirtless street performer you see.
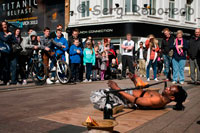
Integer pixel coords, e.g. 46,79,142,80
107,74,188,110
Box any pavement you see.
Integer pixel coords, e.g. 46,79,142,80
0,71,200,133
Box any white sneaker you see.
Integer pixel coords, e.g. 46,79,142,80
147,78,150,82
180,82,184,85
88,79,92,82
46,78,53,84
50,77,55,81
55,80,60,84
22,80,27,85
172,81,177,84
51,66,56,71
143,75,146,78
83,79,88,82
154,78,159,82
140,75,142,77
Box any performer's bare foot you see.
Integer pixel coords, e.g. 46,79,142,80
107,80,120,90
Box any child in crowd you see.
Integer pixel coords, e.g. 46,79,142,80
100,51,108,80
92,45,101,81
69,39,83,83
83,41,95,82
109,58,119,79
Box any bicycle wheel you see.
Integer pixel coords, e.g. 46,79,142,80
31,61,47,85
56,60,71,84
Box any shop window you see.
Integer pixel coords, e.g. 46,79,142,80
81,0,90,18
169,0,175,19
125,0,137,13
103,0,113,15
186,0,193,21
149,0,156,15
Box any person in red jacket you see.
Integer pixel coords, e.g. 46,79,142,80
145,34,160,82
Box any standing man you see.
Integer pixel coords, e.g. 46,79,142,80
188,28,200,84
136,42,147,77
121,33,135,78
50,24,64,39
68,28,83,48
68,28,84,81
161,28,174,81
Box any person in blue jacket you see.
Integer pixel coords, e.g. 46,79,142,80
83,41,95,82
53,29,68,61
69,39,83,83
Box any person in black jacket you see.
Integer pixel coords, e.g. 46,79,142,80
68,28,83,48
68,28,84,81
136,42,147,77
0,21,18,85
188,28,200,84
161,28,174,81
197,40,200,82
50,24,64,39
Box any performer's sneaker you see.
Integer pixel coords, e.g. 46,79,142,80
180,82,184,85
147,78,150,82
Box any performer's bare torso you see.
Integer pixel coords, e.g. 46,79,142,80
131,90,167,108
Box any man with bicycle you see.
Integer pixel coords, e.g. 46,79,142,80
40,27,66,84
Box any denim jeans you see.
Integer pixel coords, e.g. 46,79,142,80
172,58,186,82
10,57,18,84
146,60,157,79
163,54,172,79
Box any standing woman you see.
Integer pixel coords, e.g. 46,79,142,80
146,34,160,81
171,30,188,85
0,21,13,85
9,28,22,85
14,28,27,85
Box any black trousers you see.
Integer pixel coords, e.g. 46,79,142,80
157,61,163,74
18,54,28,80
122,55,135,77
1,52,10,84
71,63,80,81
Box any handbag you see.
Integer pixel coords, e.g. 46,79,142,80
12,43,22,53
168,49,173,57
0,42,11,53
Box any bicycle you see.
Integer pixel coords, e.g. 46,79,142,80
48,50,71,84
27,50,47,85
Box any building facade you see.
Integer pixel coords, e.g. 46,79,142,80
68,0,200,49
0,0,67,36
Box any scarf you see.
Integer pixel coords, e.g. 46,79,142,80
175,38,184,56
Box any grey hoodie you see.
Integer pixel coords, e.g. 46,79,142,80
21,30,38,52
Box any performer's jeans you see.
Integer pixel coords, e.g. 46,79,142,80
189,58,200,82
172,58,186,82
